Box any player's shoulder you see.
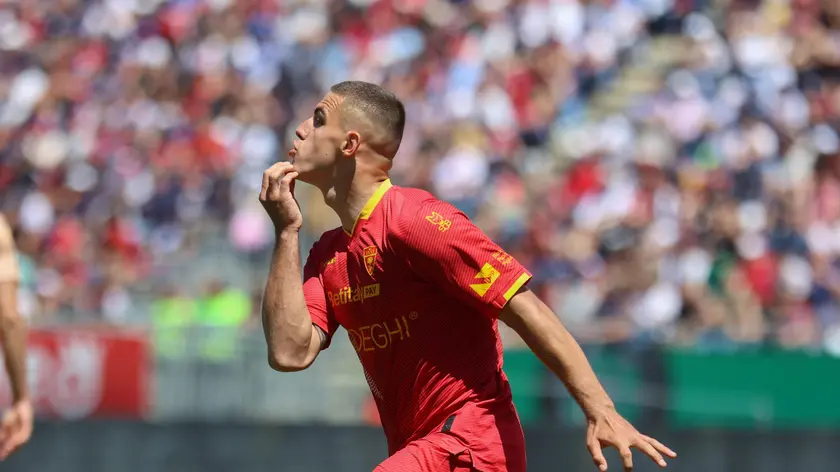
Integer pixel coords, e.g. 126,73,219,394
388,185,455,220
386,185,463,239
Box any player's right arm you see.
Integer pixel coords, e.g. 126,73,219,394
259,163,325,372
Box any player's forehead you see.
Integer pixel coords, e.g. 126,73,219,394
317,92,344,115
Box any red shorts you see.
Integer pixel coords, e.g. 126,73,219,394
374,435,476,472
374,413,526,472
376,396,527,472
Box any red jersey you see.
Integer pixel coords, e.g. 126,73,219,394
303,180,531,470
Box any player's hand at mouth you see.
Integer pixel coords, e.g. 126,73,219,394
260,162,303,232
585,405,676,471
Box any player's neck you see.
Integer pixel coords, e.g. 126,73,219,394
325,171,389,235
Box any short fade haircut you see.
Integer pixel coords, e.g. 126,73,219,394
330,81,406,157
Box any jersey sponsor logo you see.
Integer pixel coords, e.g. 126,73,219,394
327,283,380,308
347,312,418,353
323,256,337,269
469,262,500,297
492,250,513,266
425,211,452,232
363,246,378,277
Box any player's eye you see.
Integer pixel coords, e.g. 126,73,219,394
313,113,324,128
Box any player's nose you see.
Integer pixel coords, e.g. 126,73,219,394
295,119,311,140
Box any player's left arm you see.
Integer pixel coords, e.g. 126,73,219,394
391,199,675,472
500,288,676,471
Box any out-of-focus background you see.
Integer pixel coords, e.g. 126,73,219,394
1,0,839,470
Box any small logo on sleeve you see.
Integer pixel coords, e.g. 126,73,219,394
363,246,378,277
470,262,501,297
425,212,452,232
492,250,513,266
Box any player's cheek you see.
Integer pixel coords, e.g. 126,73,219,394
300,142,315,164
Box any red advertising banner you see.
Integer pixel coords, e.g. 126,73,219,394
0,328,150,419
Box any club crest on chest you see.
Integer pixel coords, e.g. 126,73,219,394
363,246,378,277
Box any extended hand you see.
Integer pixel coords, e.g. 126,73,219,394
0,399,33,460
585,407,675,471
260,162,303,232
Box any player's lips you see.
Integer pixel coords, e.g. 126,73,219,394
288,140,302,161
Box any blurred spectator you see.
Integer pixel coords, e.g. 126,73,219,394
151,283,198,360
196,280,251,362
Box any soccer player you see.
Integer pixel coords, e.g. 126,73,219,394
0,214,32,460
260,81,676,472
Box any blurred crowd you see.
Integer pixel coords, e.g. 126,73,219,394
1,0,840,352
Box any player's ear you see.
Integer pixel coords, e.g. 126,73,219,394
342,131,361,158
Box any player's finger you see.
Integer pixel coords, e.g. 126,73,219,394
0,416,12,440
634,438,666,468
266,168,288,200
20,426,31,443
280,171,299,187
1,439,21,461
266,161,294,172
587,438,608,471
0,431,16,460
262,166,283,200
619,445,634,471
262,162,294,193
268,163,293,182
284,172,299,196
266,169,296,200
641,435,676,458
0,440,15,460
274,161,295,176
260,170,271,201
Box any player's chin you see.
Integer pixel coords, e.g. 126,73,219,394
292,167,315,184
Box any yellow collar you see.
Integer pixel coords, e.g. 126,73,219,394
345,179,392,237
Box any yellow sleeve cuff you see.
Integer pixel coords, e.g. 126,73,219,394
503,273,532,302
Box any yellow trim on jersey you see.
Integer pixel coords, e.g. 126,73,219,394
503,273,532,301
348,179,392,236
